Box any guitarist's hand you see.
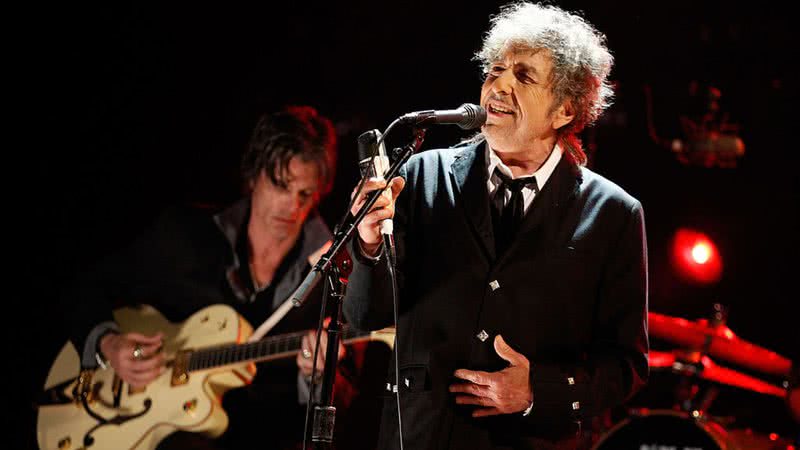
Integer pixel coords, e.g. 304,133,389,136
297,329,346,378
100,332,165,388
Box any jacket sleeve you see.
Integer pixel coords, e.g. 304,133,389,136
343,165,409,332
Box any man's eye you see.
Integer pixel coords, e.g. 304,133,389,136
485,65,504,76
489,66,505,74
513,69,535,84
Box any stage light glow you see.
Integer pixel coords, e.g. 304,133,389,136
671,228,723,284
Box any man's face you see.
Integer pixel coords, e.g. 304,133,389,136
479,48,569,155
250,156,321,240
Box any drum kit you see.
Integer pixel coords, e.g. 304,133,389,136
592,304,798,450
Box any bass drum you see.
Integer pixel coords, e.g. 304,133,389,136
591,409,791,450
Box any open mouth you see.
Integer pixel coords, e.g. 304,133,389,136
488,103,514,115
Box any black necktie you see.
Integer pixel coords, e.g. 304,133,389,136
493,168,539,253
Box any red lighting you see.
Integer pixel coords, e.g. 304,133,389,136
691,242,711,264
671,228,723,284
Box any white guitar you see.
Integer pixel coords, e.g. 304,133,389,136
36,304,394,450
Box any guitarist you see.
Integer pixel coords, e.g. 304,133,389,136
61,105,385,450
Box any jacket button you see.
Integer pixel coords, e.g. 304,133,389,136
489,280,500,291
477,330,489,342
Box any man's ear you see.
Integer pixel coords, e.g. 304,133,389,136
552,100,575,130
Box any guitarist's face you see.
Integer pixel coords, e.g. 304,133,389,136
250,157,322,241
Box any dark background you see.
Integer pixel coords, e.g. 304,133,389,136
19,1,798,448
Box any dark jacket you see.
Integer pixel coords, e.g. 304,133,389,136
344,142,649,450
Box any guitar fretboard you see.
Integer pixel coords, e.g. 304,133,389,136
187,327,367,371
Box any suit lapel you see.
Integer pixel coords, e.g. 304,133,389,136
449,143,496,261
497,151,582,262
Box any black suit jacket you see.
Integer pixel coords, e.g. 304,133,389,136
344,142,649,450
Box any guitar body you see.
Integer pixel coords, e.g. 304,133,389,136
37,304,256,450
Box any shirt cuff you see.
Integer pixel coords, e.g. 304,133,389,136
522,399,534,416
355,237,383,264
297,371,323,405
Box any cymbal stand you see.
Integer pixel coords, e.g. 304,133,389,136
672,303,729,417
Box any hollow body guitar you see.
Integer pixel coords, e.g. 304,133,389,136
37,304,394,450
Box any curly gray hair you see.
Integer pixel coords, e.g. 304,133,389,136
475,2,614,165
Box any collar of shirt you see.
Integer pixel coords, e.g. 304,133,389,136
485,142,563,213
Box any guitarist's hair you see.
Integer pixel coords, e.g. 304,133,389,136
240,105,338,198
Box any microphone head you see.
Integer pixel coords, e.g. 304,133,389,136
458,103,487,130
357,129,388,178
357,129,381,162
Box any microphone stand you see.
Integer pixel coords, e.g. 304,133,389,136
293,126,427,449
308,253,349,449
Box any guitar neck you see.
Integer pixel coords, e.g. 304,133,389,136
187,327,372,372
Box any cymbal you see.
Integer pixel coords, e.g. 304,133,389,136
648,312,792,378
648,349,787,397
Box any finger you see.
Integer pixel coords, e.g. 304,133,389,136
317,333,329,366
449,382,489,397
454,395,492,406
389,176,405,200
472,407,502,418
130,365,166,382
120,362,164,385
297,358,314,376
126,332,165,344
130,341,163,361
301,333,316,354
351,179,389,205
130,354,166,373
494,334,527,366
362,208,395,226
352,199,391,224
453,369,492,386
319,330,328,349
362,178,389,192
352,178,388,195
337,341,346,361
297,335,313,369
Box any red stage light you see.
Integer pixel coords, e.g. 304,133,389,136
671,228,723,284
690,242,712,264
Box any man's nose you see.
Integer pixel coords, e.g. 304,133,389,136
288,193,306,213
492,71,515,95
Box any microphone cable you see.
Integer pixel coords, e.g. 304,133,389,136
382,227,404,450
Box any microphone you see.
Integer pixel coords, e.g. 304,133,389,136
356,129,392,236
398,103,487,130
357,129,390,180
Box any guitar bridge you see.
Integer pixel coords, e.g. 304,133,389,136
171,350,191,386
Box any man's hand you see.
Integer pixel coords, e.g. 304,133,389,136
296,328,346,378
449,334,533,417
99,331,165,388
350,176,405,256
